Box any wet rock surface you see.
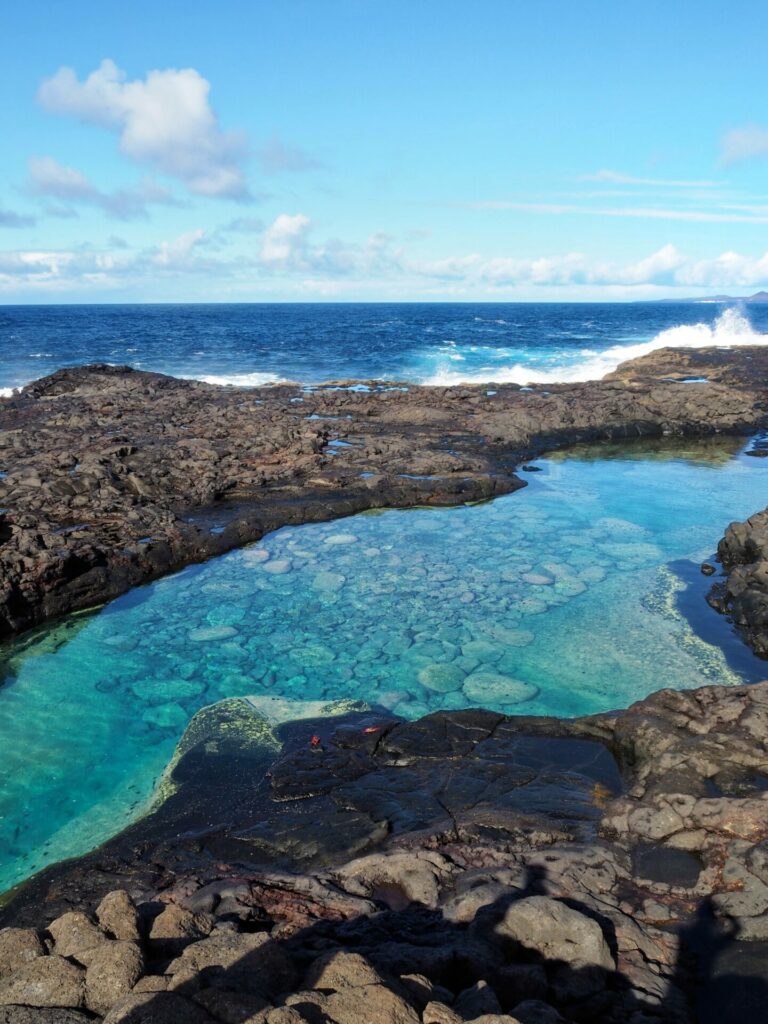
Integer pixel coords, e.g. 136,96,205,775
709,503,768,657
0,355,766,637
1,681,767,1022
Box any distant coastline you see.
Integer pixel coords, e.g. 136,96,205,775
654,290,768,304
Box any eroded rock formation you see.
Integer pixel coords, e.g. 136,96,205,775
1,355,766,637
2,681,767,1022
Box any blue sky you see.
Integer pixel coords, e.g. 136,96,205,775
3,0,768,301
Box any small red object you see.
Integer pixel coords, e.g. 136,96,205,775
310,734,321,747
362,726,381,734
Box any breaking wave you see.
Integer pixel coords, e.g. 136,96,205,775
421,308,766,386
184,371,284,387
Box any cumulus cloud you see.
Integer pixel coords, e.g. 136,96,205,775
0,247,127,289
675,250,768,288
256,135,322,174
410,245,725,289
28,156,181,220
0,206,35,228
6,228,768,297
152,228,206,266
721,125,768,165
260,213,312,265
38,59,249,199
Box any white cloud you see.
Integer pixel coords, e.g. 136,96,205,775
260,213,312,265
612,244,685,284
582,169,722,188
0,247,126,289
721,125,768,165
469,199,768,224
675,251,768,288
411,245,724,289
28,156,181,220
38,59,249,199
152,228,206,266
6,229,768,298
29,157,93,199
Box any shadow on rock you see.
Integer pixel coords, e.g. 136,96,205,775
4,866,766,1024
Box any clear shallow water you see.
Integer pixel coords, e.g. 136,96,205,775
1,437,767,893
2,302,768,394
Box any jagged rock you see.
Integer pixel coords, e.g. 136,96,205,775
332,852,453,909
304,950,383,990
466,1017,524,1024
4,683,768,1022
0,929,45,977
260,1011,310,1024
493,965,547,1007
148,904,214,956
102,991,217,1023
423,1003,463,1024
512,1003,565,1024
398,974,453,1011
193,986,272,1022
168,930,295,997
322,983,420,1024
82,941,145,1015
2,356,766,639
47,911,107,958
493,897,614,971
0,955,85,1008
454,980,503,1019
96,890,141,942
132,975,169,993
0,1010,91,1023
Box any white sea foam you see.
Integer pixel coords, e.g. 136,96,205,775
184,371,284,387
0,387,16,398
422,308,766,386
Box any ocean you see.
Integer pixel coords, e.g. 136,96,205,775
2,301,768,394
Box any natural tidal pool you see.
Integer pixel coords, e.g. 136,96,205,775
1,436,768,893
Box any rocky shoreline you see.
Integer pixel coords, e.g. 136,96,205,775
2,347,768,1022
1,347,767,639
1,681,768,1023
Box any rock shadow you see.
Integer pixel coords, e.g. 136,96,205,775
94,866,768,1024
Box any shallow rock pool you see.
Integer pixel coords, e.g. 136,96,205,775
1,436,767,893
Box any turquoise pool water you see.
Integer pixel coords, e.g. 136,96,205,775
1,437,767,894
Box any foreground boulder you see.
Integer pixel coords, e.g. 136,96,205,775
2,678,768,1021
493,897,615,971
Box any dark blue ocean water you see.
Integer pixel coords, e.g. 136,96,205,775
2,302,768,393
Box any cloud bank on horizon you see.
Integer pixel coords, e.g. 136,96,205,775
3,0,768,301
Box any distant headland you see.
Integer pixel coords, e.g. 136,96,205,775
655,290,768,303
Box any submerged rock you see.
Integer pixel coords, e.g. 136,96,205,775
418,663,466,693
188,624,239,642
462,672,539,704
